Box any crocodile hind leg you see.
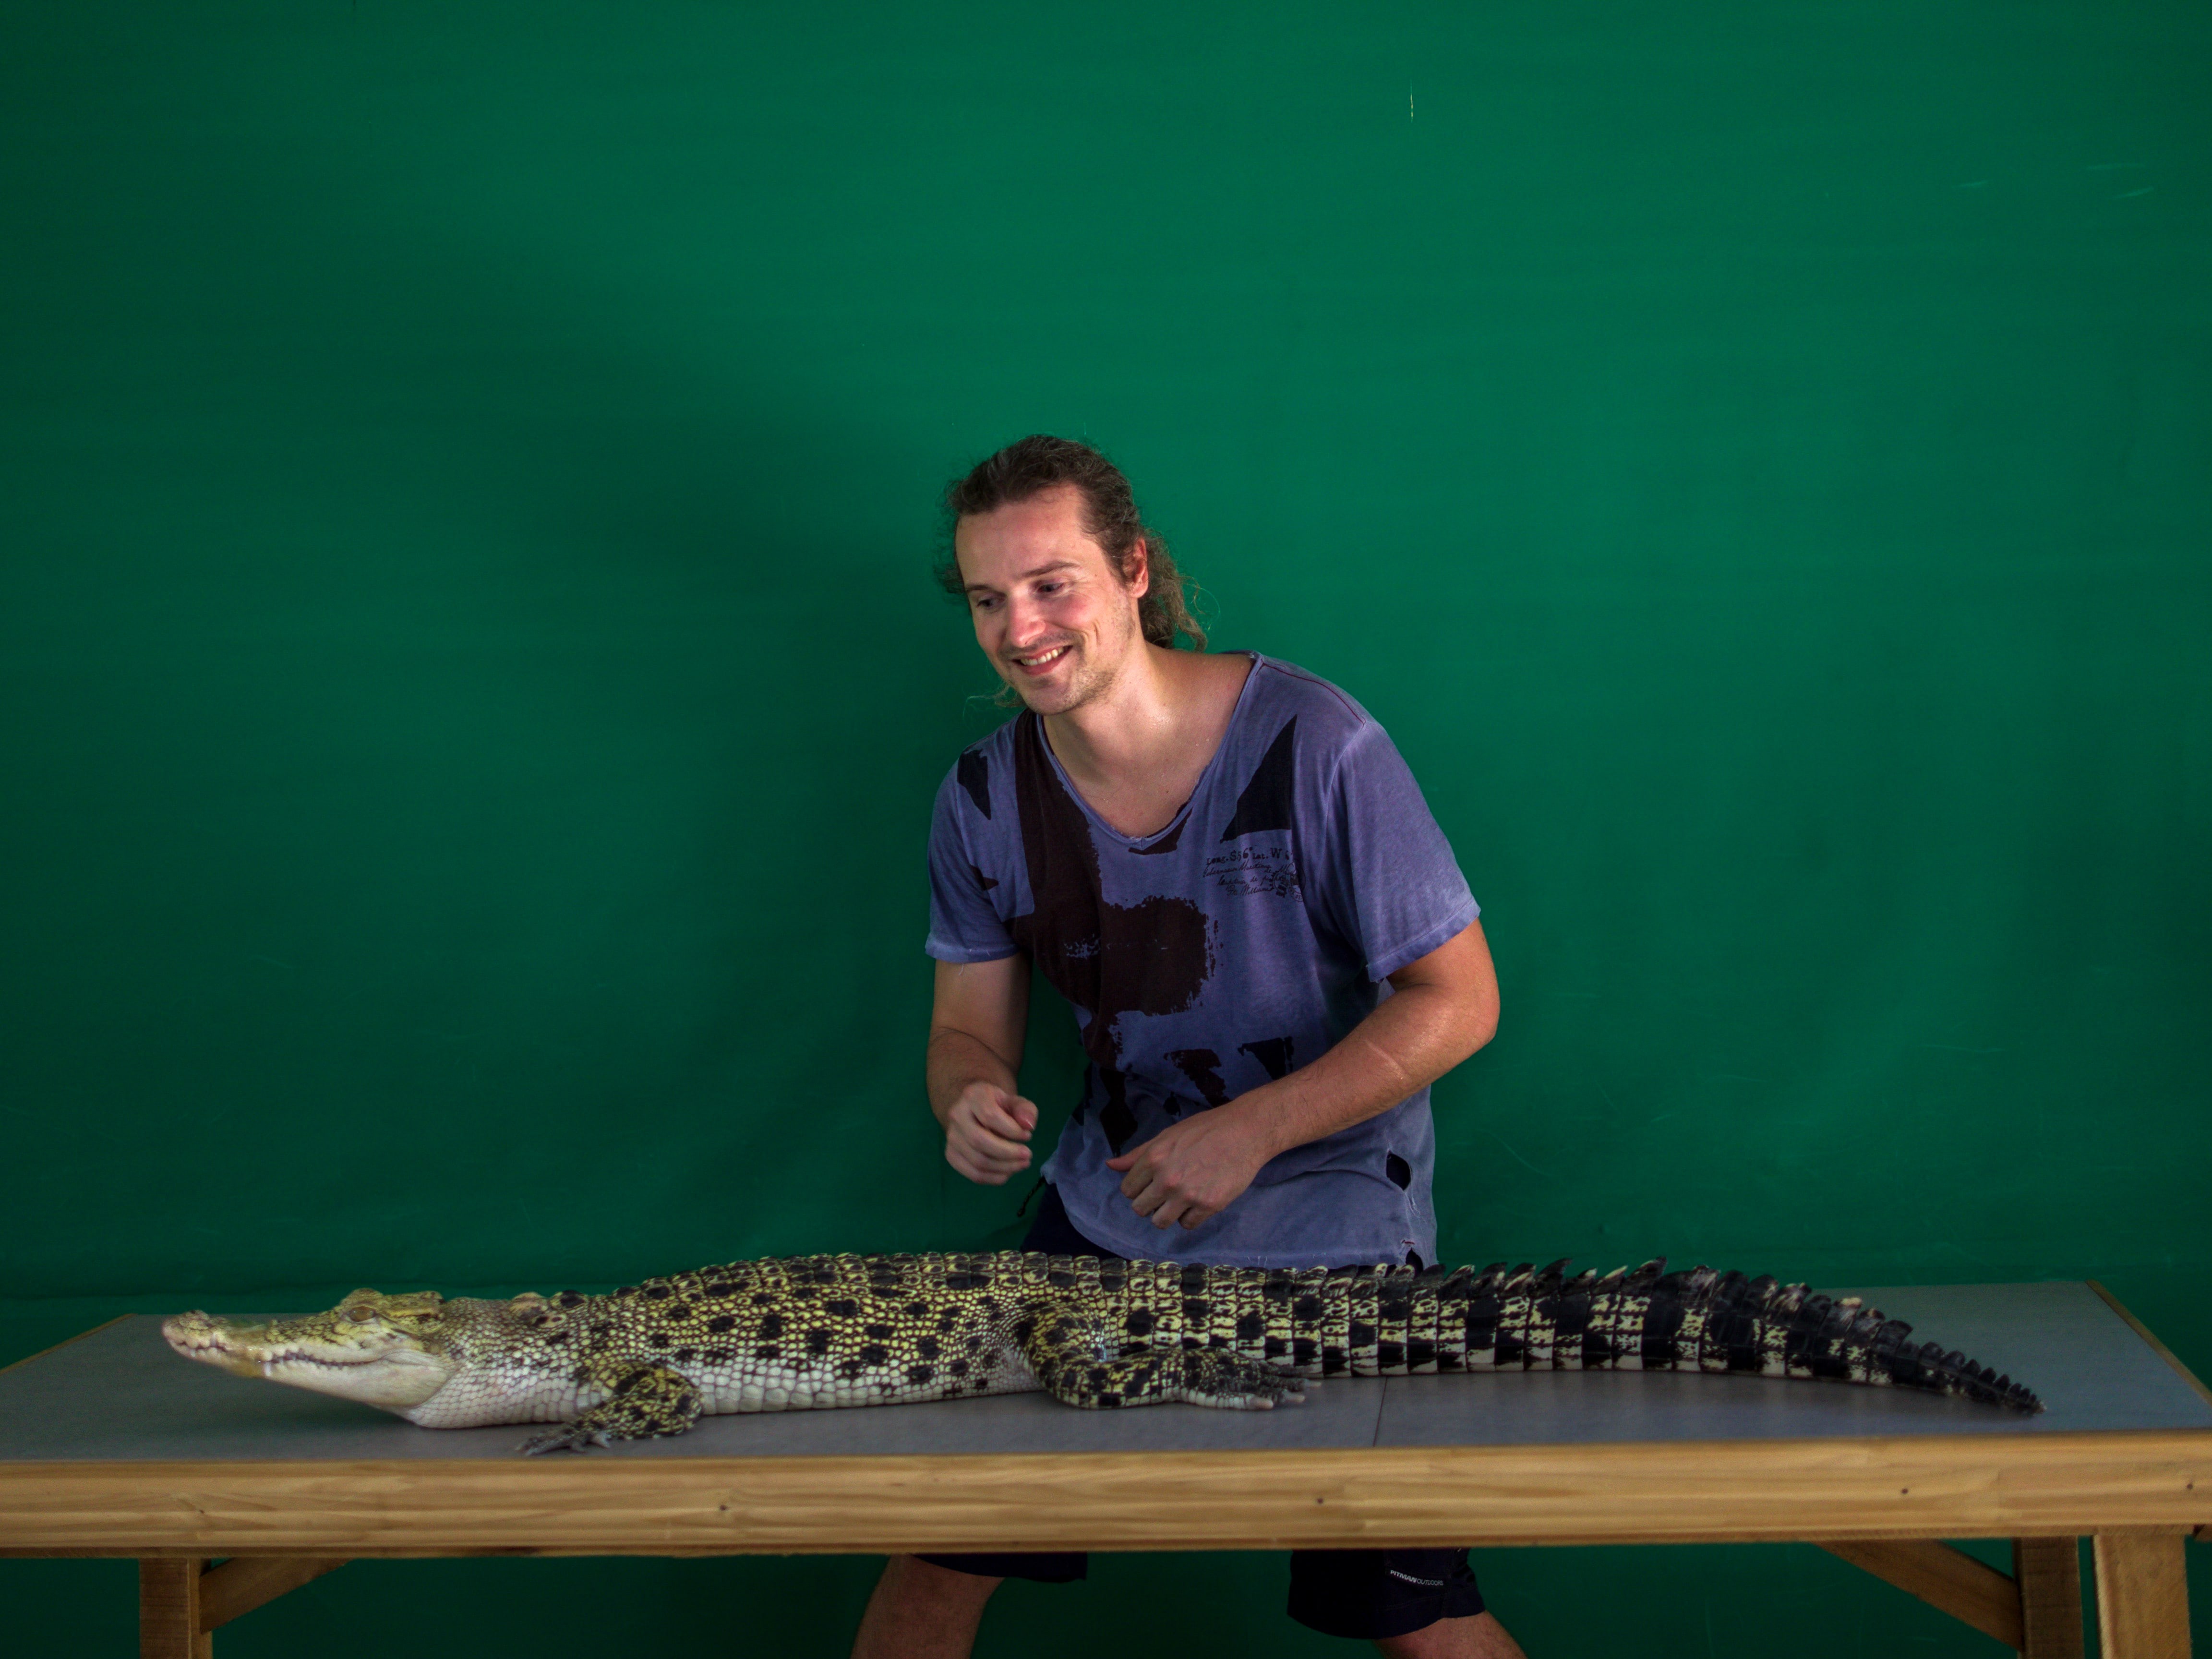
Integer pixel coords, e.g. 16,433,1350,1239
518,1359,705,1454
1019,1309,1309,1410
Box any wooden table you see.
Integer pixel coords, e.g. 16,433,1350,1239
3,1281,2206,1657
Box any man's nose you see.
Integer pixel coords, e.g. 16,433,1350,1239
1003,593,1050,646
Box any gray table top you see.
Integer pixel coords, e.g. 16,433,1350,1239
3,1283,2206,1465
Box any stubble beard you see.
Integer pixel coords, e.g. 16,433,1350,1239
1006,645,1111,717
1005,607,1143,719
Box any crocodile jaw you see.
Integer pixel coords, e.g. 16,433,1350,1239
163,1311,457,1411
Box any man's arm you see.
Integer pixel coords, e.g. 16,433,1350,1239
1106,918,1499,1230
929,954,1040,1185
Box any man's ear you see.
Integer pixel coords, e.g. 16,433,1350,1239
1126,538,1152,600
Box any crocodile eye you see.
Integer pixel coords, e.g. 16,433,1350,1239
345,1306,377,1323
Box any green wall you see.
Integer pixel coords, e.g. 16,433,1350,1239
4,3,2206,1652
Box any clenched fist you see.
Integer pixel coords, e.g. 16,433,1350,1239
942,1082,1037,1185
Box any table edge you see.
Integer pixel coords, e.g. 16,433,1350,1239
6,1428,2210,1557
2087,1280,2212,1409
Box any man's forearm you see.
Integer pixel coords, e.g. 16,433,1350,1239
926,1026,1020,1128
1103,934,1498,1232
1220,976,1493,1161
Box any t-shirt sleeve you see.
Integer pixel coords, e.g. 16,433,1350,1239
1313,721,1479,982
925,768,1020,963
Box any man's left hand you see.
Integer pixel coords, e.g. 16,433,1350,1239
1105,1107,1273,1231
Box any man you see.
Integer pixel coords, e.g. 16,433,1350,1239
852,436,1518,1659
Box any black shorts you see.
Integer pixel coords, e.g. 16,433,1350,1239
916,1186,1487,1641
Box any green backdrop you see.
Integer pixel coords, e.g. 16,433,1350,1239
4,2,2207,1652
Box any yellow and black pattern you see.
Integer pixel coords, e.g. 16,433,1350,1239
165,1251,2042,1456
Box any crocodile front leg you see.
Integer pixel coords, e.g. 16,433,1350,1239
518,1359,705,1454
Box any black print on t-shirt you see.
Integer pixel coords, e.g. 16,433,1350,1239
1218,717,1298,840
1206,846,1300,897
1007,714,1215,1154
1129,815,1187,855
1166,1047,1231,1108
1238,1035,1296,1081
957,749,992,819
1095,1062,1140,1151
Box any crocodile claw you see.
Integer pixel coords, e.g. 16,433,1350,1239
517,1423,612,1456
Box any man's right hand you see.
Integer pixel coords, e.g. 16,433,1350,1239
942,1082,1037,1185
929,957,1035,1186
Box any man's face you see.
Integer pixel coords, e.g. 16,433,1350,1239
954,485,1148,717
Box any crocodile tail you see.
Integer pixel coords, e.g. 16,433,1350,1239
1600,1266,2043,1411
1382,1258,2041,1411
1262,1258,2039,1411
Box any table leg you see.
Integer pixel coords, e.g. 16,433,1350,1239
139,1559,212,1659
200,1556,348,1627
1818,1539,2023,1647
136,1555,348,1656
2093,1531,2191,1659
2013,1537,2083,1659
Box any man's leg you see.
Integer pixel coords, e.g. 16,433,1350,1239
850,1555,1003,1659
1289,1548,1520,1655
1376,1611,1528,1659
852,1189,1104,1659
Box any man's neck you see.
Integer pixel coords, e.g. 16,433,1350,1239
1035,647,1254,841
1040,642,1189,793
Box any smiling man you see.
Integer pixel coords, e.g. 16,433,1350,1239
850,435,1517,1659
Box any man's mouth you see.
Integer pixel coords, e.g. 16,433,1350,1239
1010,644,1072,674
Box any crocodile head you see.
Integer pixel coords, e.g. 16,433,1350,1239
163,1289,461,1413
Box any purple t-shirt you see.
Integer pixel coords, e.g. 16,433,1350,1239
925,655,1479,1268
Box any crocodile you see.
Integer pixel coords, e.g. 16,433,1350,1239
163,1251,2042,1455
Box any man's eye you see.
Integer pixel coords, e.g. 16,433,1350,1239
1036,582,1063,597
